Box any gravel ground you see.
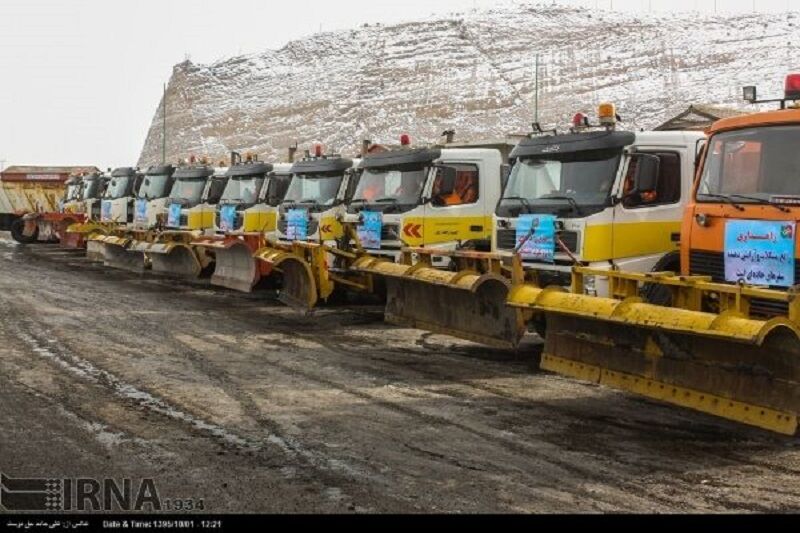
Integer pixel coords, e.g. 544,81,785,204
1,235,799,513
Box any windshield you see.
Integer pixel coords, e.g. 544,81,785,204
169,178,206,205
64,183,81,201
220,176,264,205
264,174,292,206
104,177,132,199
698,125,800,201
138,174,172,200
82,179,100,200
282,173,343,207
499,150,621,217
352,167,427,205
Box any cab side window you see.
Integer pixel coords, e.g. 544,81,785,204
623,151,681,209
431,164,479,207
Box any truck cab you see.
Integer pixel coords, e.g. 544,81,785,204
683,75,800,316
216,161,277,234
100,167,144,224
343,145,503,264
163,166,227,231
275,151,358,245
61,176,84,214
131,165,176,230
495,114,702,297
79,172,109,221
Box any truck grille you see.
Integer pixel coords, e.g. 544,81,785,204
497,229,578,253
689,250,798,318
278,219,319,236
215,212,243,231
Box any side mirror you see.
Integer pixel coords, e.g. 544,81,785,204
628,154,660,196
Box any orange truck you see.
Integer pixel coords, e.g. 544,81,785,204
518,74,800,435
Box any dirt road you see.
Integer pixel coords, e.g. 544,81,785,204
1,236,799,513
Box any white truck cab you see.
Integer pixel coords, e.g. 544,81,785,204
343,147,503,263
495,128,704,296
131,165,176,230
213,162,293,236
162,166,227,231
100,168,143,225
275,155,359,245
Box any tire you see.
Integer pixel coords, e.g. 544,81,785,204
10,218,38,244
641,252,680,307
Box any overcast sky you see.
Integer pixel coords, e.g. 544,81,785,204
0,0,796,169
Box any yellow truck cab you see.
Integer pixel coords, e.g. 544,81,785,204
344,144,503,266
496,125,703,297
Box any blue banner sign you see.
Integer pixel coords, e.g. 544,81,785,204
286,209,308,241
516,214,557,263
167,203,182,228
358,211,383,250
220,205,237,232
724,220,796,287
100,200,112,222
134,199,148,224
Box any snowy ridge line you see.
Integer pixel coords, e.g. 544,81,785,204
138,4,800,166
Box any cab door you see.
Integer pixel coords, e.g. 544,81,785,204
611,148,688,268
421,161,485,247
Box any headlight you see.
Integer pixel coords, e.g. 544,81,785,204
583,275,597,296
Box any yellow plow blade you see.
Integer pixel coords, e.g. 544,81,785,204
254,242,334,310
100,236,147,273
148,242,203,279
211,240,259,293
511,270,800,435
352,251,526,349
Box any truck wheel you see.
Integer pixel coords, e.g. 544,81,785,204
10,218,38,244
642,252,680,307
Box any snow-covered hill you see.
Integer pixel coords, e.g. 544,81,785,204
137,3,800,166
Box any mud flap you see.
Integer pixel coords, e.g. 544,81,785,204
211,241,259,292
59,231,84,250
149,243,202,279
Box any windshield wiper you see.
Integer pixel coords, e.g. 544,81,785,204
375,198,399,203
540,195,583,216
501,196,533,214
728,194,790,213
697,193,745,211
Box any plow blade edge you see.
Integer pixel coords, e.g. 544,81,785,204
149,243,202,279
510,287,800,435
354,257,526,349
211,241,259,292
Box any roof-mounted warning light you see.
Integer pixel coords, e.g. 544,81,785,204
313,144,323,158
400,134,412,147
743,74,800,109
598,102,617,129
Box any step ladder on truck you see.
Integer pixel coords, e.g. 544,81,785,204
515,77,800,435
354,104,704,347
